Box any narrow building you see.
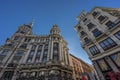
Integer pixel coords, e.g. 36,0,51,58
0,22,73,80
74,7,120,80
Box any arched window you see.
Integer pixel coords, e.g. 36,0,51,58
31,45,36,50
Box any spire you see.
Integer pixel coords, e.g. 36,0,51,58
29,19,34,28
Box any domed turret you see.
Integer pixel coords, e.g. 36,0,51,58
50,25,61,35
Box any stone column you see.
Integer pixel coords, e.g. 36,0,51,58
50,41,53,60
23,45,32,63
93,61,105,80
32,45,38,63
105,56,119,72
47,40,51,61
108,34,120,45
39,45,44,62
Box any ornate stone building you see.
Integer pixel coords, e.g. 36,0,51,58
75,7,120,80
69,54,96,80
0,22,73,80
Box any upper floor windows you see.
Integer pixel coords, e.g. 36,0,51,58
14,36,19,40
92,12,99,17
38,45,43,49
84,37,90,44
16,51,24,56
83,18,87,22
89,45,100,55
87,23,95,30
24,38,31,42
114,30,120,40
92,29,102,37
105,20,115,29
98,15,108,23
80,31,86,36
99,38,117,51
44,44,48,49
20,44,27,49
0,49,9,55
31,45,36,50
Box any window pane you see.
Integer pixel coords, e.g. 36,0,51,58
110,52,120,67
92,29,102,37
99,38,117,50
114,31,120,40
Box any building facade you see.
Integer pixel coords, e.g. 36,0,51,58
0,23,73,80
75,7,120,80
69,54,96,80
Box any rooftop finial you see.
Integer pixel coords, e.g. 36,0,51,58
29,19,35,28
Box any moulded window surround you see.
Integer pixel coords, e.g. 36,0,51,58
105,20,115,29
77,26,82,30
84,37,90,44
114,30,120,40
99,37,117,51
29,51,34,56
98,15,107,23
92,11,99,17
87,23,95,30
92,29,102,37
89,45,100,55
80,31,86,37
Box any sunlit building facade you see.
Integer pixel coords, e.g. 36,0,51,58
75,7,120,80
69,54,96,80
0,23,73,80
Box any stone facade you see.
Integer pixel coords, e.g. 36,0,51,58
0,23,73,80
75,7,120,80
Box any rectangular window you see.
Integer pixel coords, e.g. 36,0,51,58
87,23,95,30
105,21,115,29
80,31,86,36
29,50,34,56
89,45,100,55
84,37,90,44
92,29,102,37
114,31,120,40
16,51,24,56
99,38,117,51
98,15,107,22
0,49,9,55
92,12,99,17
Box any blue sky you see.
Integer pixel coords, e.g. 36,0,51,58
0,0,120,64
